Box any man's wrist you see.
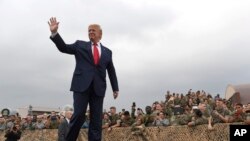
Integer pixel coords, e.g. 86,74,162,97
51,32,58,38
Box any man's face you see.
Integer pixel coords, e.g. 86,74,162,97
51,112,56,116
110,108,116,114
159,112,165,118
216,100,223,107
198,103,206,111
104,114,109,119
65,111,73,119
156,104,162,110
136,118,142,125
235,105,243,113
88,25,102,43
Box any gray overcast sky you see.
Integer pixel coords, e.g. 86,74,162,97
1,0,250,112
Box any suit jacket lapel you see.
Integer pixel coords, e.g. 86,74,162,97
99,44,106,65
87,42,95,65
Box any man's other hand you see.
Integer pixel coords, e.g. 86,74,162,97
113,91,119,99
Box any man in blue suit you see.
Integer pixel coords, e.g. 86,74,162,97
58,110,73,141
48,17,119,141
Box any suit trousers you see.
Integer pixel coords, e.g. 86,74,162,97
66,83,104,141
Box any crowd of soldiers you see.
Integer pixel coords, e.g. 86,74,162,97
0,110,67,140
1,89,250,139
102,90,250,135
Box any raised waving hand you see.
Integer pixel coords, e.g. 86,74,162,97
48,17,59,33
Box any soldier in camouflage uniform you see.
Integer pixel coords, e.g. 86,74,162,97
131,118,145,135
174,93,182,106
131,103,136,120
207,94,216,111
228,103,246,123
211,99,230,123
120,111,134,127
164,106,172,121
180,94,187,108
102,112,111,129
175,106,192,126
165,97,174,118
109,106,120,126
198,102,211,118
143,106,155,127
188,109,208,127
165,91,171,103
244,103,250,125
171,113,182,126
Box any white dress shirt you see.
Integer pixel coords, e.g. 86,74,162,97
91,42,102,57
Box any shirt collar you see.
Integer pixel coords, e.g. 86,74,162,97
66,118,70,123
92,42,101,47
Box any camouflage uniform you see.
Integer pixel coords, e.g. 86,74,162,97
202,108,211,118
193,116,208,125
167,100,174,109
131,123,145,135
211,107,230,123
143,114,154,127
246,112,250,121
188,109,208,126
229,111,246,122
207,98,215,111
121,117,134,127
109,114,120,126
180,98,187,108
174,97,181,106
164,106,173,118
102,118,111,126
177,113,192,125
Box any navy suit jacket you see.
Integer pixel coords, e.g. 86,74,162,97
50,34,119,96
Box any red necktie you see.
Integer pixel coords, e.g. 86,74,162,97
93,43,100,65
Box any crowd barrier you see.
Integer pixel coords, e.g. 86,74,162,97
0,123,237,141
